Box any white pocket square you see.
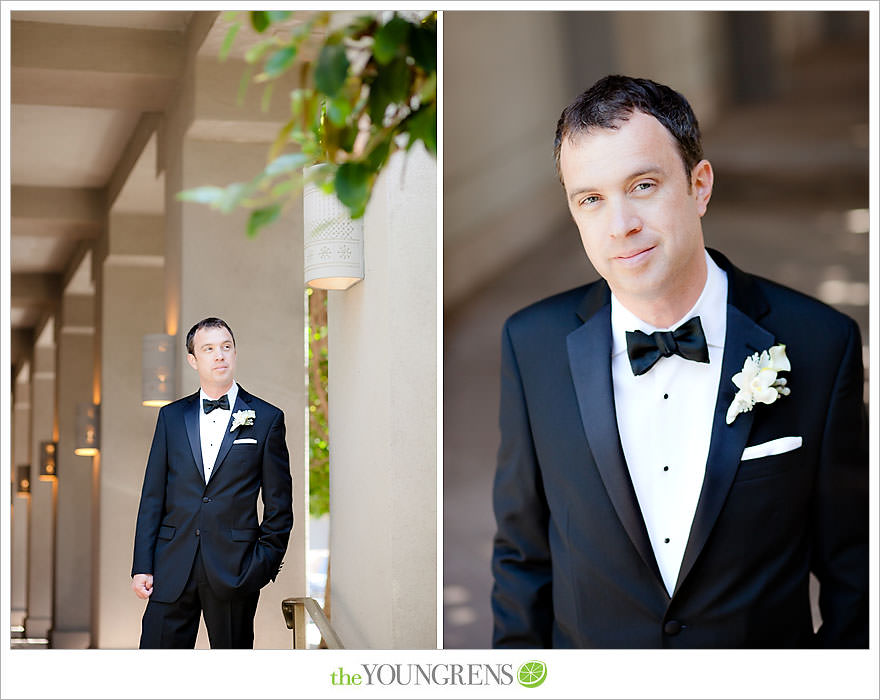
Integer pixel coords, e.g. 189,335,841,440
233,438,257,445
741,436,802,461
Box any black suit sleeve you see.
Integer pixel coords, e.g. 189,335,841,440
811,318,868,647
132,407,168,577
247,409,293,587
491,320,554,648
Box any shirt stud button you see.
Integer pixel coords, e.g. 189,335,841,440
664,537,670,543
663,466,669,472
663,393,669,399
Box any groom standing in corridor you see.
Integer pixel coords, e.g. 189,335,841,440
132,317,293,648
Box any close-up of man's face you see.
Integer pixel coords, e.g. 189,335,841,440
559,110,713,310
186,325,237,390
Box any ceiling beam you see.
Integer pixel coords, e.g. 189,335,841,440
12,186,105,239
11,272,63,306
107,112,162,209
11,20,184,109
11,329,35,377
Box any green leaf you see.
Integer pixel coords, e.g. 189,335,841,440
265,152,310,176
245,37,278,64
373,15,410,65
266,11,292,24
365,132,394,172
270,178,300,198
217,182,251,214
261,82,275,112
409,23,436,73
247,204,281,238
337,124,358,154
176,186,225,205
334,162,371,219
405,102,436,154
250,11,270,33
314,43,350,97
326,95,352,126
264,45,297,78
236,64,254,105
369,56,411,124
219,22,240,62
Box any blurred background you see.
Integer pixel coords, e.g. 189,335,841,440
443,10,870,648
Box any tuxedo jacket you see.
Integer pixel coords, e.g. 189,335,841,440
132,384,293,603
491,249,867,648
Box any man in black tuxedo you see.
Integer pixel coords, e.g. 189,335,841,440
132,317,293,648
491,76,867,648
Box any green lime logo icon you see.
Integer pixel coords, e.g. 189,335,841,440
517,660,547,688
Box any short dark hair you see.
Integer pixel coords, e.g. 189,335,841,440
554,75,703,187
186,317,235,355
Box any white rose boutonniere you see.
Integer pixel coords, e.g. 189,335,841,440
230,409,256,432
726,344,791,425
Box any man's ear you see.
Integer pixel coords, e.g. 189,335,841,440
186,353,198,371
691,159,714,217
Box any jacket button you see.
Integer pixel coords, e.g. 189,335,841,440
195,529,200,536
202,497,210,503
663,620,682,635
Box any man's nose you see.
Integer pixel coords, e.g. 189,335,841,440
607,199,642,239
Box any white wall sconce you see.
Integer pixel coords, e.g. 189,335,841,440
39,441,57,481
17,465,31,495
142,334,175,407
303,168,365,290
74,403,100,456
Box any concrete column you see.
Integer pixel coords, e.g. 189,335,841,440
11,363,32,629
612,12,728,128
94,213,165,649
25,322,56,639
328,145,437,648
161,51,307,649
443,11,574,309
52,293,96,648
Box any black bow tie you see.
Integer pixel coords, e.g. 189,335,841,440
203,395,230,414
625,316,710,376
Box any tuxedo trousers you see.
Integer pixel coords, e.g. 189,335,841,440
139,544,260,649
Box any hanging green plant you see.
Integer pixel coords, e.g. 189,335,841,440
178,10,437,235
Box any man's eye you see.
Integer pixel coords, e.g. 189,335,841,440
634,182,654,192
580,195,600,207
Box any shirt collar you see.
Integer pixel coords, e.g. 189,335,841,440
610,249,728,357
199,381,238,408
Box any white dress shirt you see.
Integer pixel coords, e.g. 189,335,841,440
610,250,728,595
199,382,238,484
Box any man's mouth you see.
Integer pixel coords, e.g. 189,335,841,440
615,246,655,264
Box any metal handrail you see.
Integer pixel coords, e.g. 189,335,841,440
281,597,344,649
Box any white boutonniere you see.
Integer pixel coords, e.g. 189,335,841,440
726,344,791,425
230,409,256,432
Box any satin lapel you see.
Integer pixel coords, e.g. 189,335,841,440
184,393,205,481
209,385,252,482
673,304,775,596
566,303,663,584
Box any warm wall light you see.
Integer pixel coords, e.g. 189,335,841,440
142,334,175,406
75,403,100,456
17,465,31,495
40,441,58,481
304,168,365,290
